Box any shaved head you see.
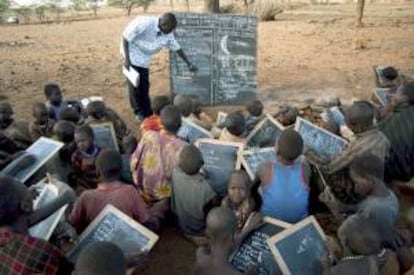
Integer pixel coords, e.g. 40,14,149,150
206,207,237,243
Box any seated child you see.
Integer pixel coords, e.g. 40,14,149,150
44,83,69,120
245,99,264,134
173,94,193,118
69,150,155,233
171,144,217,240
188,97,213,131
140,95,170,133
121,135,137,184
29,102,55,141
258,129,311,223
274,105,298,126
0,132,21,160
60,106,84,126
70,125,101,193
219,111,246,144
0,102,32,149
0,175,75,274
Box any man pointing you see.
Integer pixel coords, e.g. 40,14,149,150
121,13,197,122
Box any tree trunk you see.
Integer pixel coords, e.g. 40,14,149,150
127,5,132,16
204,0,219,13
169,0,174,10
355,0,365,27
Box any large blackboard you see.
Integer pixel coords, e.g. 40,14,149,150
67,204,159,263
231,217,290,275
246,115,285,148
90,122,119,151
241,148,275,181
177,118,213,144
170,13,257,105
267,216,327,275
196,139,243,196
295,117,348,161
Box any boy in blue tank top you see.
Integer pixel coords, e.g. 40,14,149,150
258,129,311,223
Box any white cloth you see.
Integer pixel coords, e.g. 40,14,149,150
121,16,181,68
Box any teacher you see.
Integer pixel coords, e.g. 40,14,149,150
121,12,197,122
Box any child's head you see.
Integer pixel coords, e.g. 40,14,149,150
152,95,171,116
96,150,122,182
338,214,381,256
173,95,193,117
74,125,95,153
206,207,238,250
191,97,202,116
60,107,81,124
396,82,414,106
246,100,263,117
225,111,246,137
345,101,375,134
276,105,298,126
0,102,13,128
227,170,250,206
86,101,107,120
122,135,137,155
160,105,182,134
277,128,303,162
44,83,62,106
32,102,49,125
75,241,126,275
178,144,203,175
53,121,75,143
349,153,383,197
382,66,398,81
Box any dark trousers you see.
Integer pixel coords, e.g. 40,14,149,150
128,66,152,118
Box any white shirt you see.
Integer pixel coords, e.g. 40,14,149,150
121,17,181,68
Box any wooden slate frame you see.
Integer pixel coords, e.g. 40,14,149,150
196,138,244,169
267,216,326,275
240,147,276,181
178,117,213,143
373,65,395,88
245,114,285,147
90,122,119,151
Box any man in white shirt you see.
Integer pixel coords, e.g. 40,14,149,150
121,13,197,122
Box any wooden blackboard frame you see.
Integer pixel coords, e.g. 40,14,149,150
240,148,276,181
267,216,326,275
90,122,119,152
196,138,244,169
246,114,285,147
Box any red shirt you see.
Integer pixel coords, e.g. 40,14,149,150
69,181,150,233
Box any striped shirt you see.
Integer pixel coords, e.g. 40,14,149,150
121,17,181,68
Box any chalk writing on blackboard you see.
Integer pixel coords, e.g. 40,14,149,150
90,122,119,151
246,114,285,148
177,118,213,144
241,148,275,181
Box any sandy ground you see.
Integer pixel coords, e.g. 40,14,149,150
1,3,414,274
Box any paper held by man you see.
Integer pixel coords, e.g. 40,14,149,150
123,66,140,87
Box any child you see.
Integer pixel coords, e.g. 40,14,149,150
245,99,264,134
171,144,217,241
0,102,32,149
188,97,213,131
140,95,170,133
121,135,137,184
0,175,75,274
221,171,255,231
69,150,155,233
274,105,298,126
258,128,311,223
44,83,69,120
173,94,193,118
70,125,101,193
29,102,55,141
219,111,246,143
60,106,84,126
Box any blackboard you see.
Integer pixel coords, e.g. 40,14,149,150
295,117,348,160
2,137,64,183
177,117,213,144
170,13,258,105
231,216,290,275
241,148,275,181
373,88,391,106
67,204,159,263
90,122,119,151
196,139,243,196
267,216,327,275
373,65,395,88
246,114,285,148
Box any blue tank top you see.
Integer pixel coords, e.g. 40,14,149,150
260,157,309,223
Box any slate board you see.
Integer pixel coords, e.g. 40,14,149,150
241,148,275,181
90,122,119,151
374,65,396,88
67,204,159,263
216,111,228,127
267,216,327,275
177,118,213,144
170,13,257,105
196,139,243,196
246,114,285,148
294,117,348,160
231,217,290,275
373,88,391,106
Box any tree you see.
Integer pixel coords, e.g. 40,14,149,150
90,0,98,16
12,6,31,22
0,0,10,13
204,0,219,13
32,4,47,21
108,0,154,16
355,0,365,27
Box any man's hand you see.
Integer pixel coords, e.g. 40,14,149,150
188,63,198,73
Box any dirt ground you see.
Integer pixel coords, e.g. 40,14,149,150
1,3,414,274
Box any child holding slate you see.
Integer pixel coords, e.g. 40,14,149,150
245,99,264,134
219,111,246,144
0,102,32,149
140,95,170,133
44,83,82,121
29,103,56,141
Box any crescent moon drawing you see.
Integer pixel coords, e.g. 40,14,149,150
220,35,231,55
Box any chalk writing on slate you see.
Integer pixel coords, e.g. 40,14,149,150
170,13,257,105
267,216,327,275
90,122,119,151
295,117,348,160
246,114,285,148
231,216,290,275
177,118,213,144
196,139,243,196
241,148,275,181
67,204,159,263
373,88,391,106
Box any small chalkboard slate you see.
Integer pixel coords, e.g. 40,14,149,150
373,88,391,106
216,111,228,127
67,204,159,263
196,139,243,196
90,122,119,151
231,216,291,275
267,216,327,275
177,118,213,144
295,117,348,160
241,148,275,181
373,65,396,88
246,114,285,148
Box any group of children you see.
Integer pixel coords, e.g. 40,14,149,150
0,79,414,275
